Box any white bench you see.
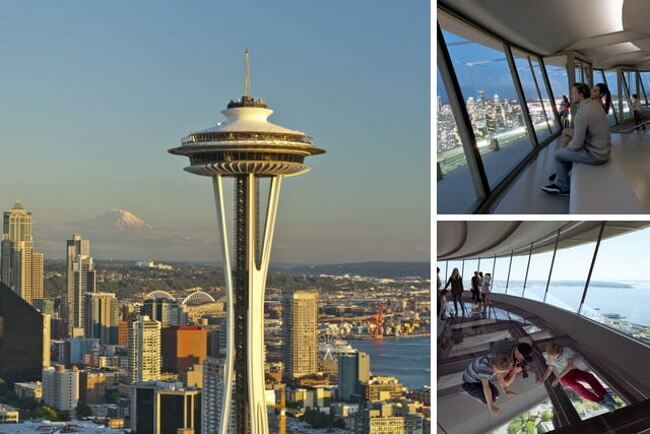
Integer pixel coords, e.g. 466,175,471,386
570,147,645,213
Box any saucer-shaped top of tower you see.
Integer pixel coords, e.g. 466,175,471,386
169,95,325,177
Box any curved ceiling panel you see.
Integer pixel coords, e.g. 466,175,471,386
437,221,649,260
439,0,650,68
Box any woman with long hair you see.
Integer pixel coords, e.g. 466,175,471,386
592,82,612,114
444,267,465,317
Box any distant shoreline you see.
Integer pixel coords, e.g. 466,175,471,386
347,333,430,341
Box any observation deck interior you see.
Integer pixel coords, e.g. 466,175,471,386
437,297,650,434
437,0,650,214
438,221,650,433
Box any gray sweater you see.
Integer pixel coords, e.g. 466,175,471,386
567,99,611,161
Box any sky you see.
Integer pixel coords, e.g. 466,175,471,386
0,1,430,263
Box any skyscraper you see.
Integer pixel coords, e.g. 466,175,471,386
283,289,319,380
202,357,235,434
66,234,96,335
128,315,161,384
169,51,325,434
0,281,50,383
338,351,370,402
84,292,119,345
0,202,44,305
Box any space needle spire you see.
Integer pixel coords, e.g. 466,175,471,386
243,49,251,97
169,51,325,434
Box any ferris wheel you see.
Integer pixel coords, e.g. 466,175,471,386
319,332,353,361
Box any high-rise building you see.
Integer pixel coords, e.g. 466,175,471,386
0,203,44,305
84,292,119,345
202,357,235,434
161,326,207,374
66,234,95,335
0,281,50,383
118,320,129,346
131,381,201,434
42,365,79,412
141,297,183,328
283,289,319,380
169,51,325,434
338,351,370,402
128,315,161,384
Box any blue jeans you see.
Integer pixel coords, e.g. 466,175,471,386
555,148,607,191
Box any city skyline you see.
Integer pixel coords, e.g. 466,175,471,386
0,1,429,264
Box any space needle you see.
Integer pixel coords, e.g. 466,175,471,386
169,50,325,434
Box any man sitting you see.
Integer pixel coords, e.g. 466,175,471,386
542,83,611,196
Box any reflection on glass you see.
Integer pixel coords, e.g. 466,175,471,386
439,18,534,189
546,241,597,312
582,226,650,345
436,67,481,213
513,49,553,142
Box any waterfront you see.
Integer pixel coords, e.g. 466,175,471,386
350,335,430,389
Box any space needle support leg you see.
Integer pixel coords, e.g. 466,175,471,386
247,174,282,434
212,175,235,434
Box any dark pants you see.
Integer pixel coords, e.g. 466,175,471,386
462,381,500,404
452,291,465,315
471,288,480,302
634,111,645,129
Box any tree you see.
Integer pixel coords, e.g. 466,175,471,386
33,406,59,421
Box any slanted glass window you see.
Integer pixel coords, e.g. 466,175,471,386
522,249,554,302
546,227,601,312
640,71,650,105
436,67,479,213
605,70,622,122
532,59,560,134
582,224,650,346
506,254,530,296
596,69,617,126
545,56,569,126
436,261,448,287
620,70,632,120
492,256,511,294
439,13,534,190
513,49,554,143
624,71,638,102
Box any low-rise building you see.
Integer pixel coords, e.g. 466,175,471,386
14,381,42,401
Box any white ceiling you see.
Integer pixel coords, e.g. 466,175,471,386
439,0,650,69
437,221,648,260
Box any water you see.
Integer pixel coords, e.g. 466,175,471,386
349,336,430,389
491,280,650,327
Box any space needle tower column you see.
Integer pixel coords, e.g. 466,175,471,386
169,51,325,434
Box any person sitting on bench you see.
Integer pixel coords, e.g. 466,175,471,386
542,83,611,196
